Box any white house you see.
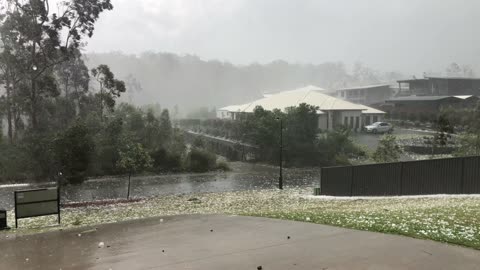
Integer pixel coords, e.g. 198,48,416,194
217,85,385,131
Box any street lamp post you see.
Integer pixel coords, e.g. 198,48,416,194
277,117,283,190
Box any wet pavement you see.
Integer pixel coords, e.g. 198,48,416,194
1,214,479,270
352,127,435,161
0,162,319,210
352,127,433,151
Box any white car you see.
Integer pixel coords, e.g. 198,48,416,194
364,122,393,134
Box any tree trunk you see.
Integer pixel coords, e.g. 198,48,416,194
30,43,38,130
5,76,13,144
12,102,21,141
99,83,104,122
127,172,132,200
30,77,38,130
64,77,69,98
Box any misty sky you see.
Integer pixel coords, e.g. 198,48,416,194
86,0,480,75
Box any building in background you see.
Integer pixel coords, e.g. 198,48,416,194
397,76,480,96
217,85,385,131
382,95,479,121
336,84,392,105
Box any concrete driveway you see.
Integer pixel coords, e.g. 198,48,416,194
1,214,479,270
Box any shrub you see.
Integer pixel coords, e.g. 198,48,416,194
192,137,205,148
53,121,95,184
215,161,231,171
0,143,29,183
187,148,217,172
151,148,184,172
372,135,403,163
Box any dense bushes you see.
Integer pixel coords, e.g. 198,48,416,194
150,148,183,172
53,121,95,184
0,103,225,184
186,148,217,172
0,143,29,182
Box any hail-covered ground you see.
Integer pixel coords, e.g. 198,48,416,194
2,188,480,249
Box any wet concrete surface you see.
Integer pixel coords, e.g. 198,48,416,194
352,128,434,161
1,214,479,270
352,128,433,151
0,163,319,210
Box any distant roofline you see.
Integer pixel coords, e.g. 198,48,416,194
397,76,480,83
336,84,391,91
387,95,462,102
425,76,480,80
397,78,428,83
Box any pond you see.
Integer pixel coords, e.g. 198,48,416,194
0,162,320,210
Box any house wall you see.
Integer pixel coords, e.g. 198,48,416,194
338,86,392,105
361,114,384,126
408,78,480,96
216,110,236,120
338,110,362,130
317,114,328,131
409,80,429,95
444,79,480,96
216,110,229,119
385,98,463,120
364,86,392,105
428,79,448,95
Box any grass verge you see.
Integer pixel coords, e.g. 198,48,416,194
1,188,479,249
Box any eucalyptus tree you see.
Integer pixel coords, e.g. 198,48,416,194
0,0,113,130
91,64,126,121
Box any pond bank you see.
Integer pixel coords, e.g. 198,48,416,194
2,188,479,250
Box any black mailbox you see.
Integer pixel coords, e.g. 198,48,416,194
0,209,8,230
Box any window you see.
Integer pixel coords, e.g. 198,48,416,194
355,117,359,129
350,116,354,128
373,116,378,122
344,116,348,125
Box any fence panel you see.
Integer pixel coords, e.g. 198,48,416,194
401,158,462,195
463,156,480,194
320,166,352,196
351,163,402,196
320,156,480,196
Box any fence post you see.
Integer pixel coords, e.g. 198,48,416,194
460,157,465,194
319,167,322,193
399,162,404,195
350,166,354,196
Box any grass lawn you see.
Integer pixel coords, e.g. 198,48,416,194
2,188,480,249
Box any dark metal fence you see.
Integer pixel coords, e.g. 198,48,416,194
320,156,480,196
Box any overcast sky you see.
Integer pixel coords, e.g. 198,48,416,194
86,0,480,75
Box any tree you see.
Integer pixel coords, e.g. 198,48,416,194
372,135,403,163
462,65,475,77
455,104,480,156
116,142,152,199
159,109,173,145
91,64,126,120
143,108,161,149
432,114,454,155
53,121,95,184
0,35,23,143
353,62,380,84
0,0,113,130
284,103,320,166
446,63,462,77
124,74,142,102
186,148,216,172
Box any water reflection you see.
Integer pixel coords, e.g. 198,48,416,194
0,162,319,210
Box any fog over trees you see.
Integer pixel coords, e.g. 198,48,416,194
84,52,405,110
